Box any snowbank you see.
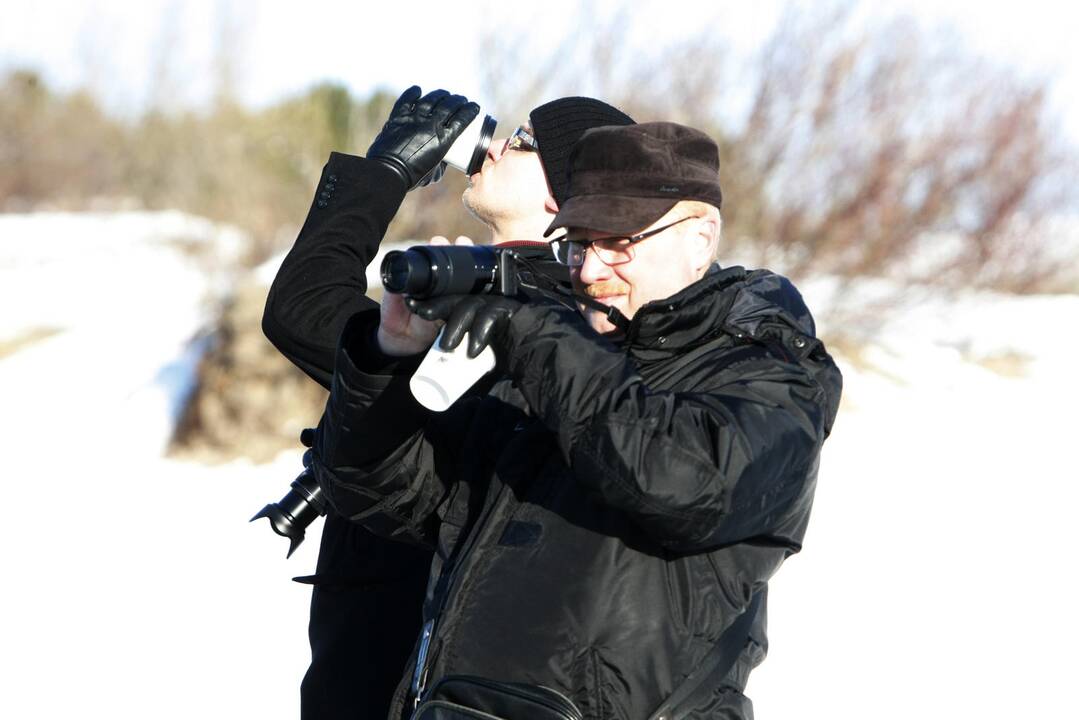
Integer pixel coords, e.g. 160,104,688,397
1,212,314,719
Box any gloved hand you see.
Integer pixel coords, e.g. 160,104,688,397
405,294,522,359
367,86,480,190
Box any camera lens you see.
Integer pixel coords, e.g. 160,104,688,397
381,246,500,298
382,249,432,295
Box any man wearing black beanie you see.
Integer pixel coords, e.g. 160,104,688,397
456,96,634,249
261,88,632,720
530,96,634,206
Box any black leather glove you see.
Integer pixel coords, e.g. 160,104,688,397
406,295,522,359
367,86,480,190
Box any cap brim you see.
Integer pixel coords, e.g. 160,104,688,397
543,195,678,237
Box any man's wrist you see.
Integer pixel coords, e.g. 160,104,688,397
368,156,412,191
338,311,424,376
375,325,429,358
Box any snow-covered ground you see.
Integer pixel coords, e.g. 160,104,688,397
1,211,1076,719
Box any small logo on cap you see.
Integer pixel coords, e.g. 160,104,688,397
659,185,681,193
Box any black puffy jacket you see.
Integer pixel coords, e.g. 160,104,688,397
313,264,842,720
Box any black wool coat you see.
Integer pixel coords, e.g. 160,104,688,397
262,153,431,720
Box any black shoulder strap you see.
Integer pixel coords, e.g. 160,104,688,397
511,251,632,333
647,591,763,720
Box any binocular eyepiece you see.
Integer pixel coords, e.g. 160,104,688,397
250,448,326,558
443,113,497,176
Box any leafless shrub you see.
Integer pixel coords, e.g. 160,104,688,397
740,11,1071,289
472,2,1078,297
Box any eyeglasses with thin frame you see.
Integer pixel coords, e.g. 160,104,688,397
505,126,538,153
548,216,696,267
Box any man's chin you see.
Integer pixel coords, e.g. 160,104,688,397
582,307,626,338
461,186,488,223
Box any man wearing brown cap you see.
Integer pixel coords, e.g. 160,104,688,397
308,121,842,719
262,88,633,719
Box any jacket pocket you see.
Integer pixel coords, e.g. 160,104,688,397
415,675,583,720
664,553,702,636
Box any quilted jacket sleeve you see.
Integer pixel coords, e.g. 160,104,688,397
501,301,839,553
308,310,472,548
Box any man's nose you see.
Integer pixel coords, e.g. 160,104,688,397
487,137,508,163
577,245,612,285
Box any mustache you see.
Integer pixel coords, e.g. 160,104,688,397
584,280,630,298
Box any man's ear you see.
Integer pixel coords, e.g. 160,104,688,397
544,195,559,214
690,218,718,271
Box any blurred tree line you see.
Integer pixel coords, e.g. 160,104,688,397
1,3,1075,291
0,69,488,267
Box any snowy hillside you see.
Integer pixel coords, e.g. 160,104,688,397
1,211,1076,719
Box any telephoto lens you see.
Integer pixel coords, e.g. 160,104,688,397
381,245,501,298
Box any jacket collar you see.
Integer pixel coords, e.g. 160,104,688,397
622,264,746,359
623,264,818,361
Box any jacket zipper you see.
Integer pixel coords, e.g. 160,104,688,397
410,618,434,706
409,481,509,706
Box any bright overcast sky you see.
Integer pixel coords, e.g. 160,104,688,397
2,0,1078,142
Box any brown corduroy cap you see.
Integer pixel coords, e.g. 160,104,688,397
529,97,634,205
544,122,723,236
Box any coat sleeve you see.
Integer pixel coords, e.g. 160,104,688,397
262,153,407,389
308,310,472,548
502,302,833,553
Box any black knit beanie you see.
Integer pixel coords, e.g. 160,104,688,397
529,97,634,205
